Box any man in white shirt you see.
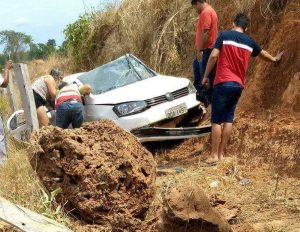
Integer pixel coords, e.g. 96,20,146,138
0,60,13,165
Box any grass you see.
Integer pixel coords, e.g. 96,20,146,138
0,96,9,118
150,156,300,231
0,140,73,231
27,54,72,82
0,141,42,210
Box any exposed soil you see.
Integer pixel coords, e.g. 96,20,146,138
159,183,231,232
239,0,300,114
30,120,156,231
228,113,300,178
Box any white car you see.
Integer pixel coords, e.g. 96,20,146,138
8,54,211,142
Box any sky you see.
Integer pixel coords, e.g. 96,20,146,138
0,0,112,51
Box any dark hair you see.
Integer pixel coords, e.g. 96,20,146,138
234,13,249,31
191,0,206,5
58,81,69,90
50,69,63,79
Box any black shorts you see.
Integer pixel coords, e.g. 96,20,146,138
33,91,46,108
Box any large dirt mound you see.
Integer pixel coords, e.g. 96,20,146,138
30,120,156,229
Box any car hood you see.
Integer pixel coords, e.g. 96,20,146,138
86,75,190,105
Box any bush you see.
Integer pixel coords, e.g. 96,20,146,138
64,0,262,75
64,13,96,71
64,0,198,75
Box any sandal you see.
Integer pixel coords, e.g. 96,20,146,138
205,158,219,166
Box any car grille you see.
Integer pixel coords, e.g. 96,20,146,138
145,87,189,107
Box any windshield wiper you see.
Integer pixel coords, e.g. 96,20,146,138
130,55,156,77
94,86,117,95
125,55,143,80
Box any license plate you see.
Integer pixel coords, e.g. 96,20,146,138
165,103,188,119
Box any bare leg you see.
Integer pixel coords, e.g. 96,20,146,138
36,106,49,127
218,123,233,160
209,123,222,163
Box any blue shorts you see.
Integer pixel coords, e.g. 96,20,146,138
211,82,243,124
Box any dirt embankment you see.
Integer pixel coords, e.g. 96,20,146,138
30,120,156,231
228,0,300,178
239,0,300,114
229,113,300,177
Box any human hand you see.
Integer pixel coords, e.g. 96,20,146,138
197,50,203,63
202,76,209,88
5,60,13,70
275,51,284,62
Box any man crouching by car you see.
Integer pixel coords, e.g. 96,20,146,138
55,82,91,129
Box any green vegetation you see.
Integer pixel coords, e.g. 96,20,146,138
0,30,67,70
64,13,95,70
27,39,57,60
0,30,32,62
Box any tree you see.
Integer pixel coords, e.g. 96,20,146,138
26,39,59,60
0,30,32,62
45,39,56,56
57,41,68,56
0,54,6,70
27,43,47,60
47,39,56,48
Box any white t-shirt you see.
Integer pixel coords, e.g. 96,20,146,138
0,74,4,86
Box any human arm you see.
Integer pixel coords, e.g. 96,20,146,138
197,29,210,62
45,76,57,99
1,60,13,88
199,29,210,51
196,10,212,62
202,48,220,87
201,32,222,87
259,50,284,62
251,38,283,62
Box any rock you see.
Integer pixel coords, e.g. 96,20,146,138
209,180,220,188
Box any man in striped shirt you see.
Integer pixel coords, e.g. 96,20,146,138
55,82,91,129
202,13,283,164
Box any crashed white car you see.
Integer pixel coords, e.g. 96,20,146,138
8,54,211,142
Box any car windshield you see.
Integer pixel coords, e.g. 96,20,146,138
78,55,156,95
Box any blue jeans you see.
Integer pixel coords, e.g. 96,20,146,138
193,48,215,104
56,101,84,129
211,82,243,124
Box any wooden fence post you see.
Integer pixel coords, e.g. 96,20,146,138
0,197,73,232
13,63,39,133
6,70,17,113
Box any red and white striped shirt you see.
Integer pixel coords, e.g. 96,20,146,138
55,84,82,109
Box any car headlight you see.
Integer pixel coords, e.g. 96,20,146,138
188,82,197,94
113,101,148,117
